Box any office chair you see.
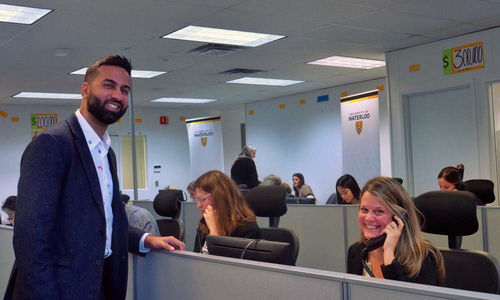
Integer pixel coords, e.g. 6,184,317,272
414,191,500,294
153,189,184,240
245,185,300,265
465,179,495,205
392,177,403,184
326,193,337,204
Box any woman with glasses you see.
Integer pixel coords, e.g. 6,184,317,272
193,170,260,254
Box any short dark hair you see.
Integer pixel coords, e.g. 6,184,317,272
84,55,132,83
2,196,16,212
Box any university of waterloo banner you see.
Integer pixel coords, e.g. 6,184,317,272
186,116,224,180
340,90,380,187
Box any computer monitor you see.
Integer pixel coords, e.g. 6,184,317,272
206,235,294,266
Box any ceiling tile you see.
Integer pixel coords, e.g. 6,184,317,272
231,0,377,23
378,36,436,51
340,9,459,35
387,0,500,23
420,23,488,40
301,24,412,46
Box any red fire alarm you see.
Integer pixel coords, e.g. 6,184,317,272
160,116,169,125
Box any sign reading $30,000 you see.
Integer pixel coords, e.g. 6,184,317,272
443,42,484,75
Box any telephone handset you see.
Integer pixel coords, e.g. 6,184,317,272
364,213,405,252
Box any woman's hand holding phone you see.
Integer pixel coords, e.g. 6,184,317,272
382,215,404,265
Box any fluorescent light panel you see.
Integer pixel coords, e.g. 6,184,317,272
226,77,304,86
13,92,81,99
150,98,217,104
307,56,385,69
162,26,285,47
71,68,167,78
0,4,51,25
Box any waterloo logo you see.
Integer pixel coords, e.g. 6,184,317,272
356,121,363,135
201,137,207,147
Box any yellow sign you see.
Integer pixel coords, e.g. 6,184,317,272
443,42,484,75
31,114,57,130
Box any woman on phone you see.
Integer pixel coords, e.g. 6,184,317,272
347,177,445,285
193,170,259,254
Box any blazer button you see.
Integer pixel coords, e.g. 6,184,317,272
96,260,102,266
98,229,105,236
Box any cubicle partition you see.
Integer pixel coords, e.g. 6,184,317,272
134,250,498,300
0,226,14,297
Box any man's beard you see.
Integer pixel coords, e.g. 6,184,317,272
87,91,127,125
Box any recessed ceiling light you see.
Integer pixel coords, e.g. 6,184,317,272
162,25,285,47
0,4,51,25
13,92,81,99
226,77,304,86
307,56,385,69
150,98,217,104
70,68,167,79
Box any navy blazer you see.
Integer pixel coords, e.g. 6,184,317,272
6,114,143,300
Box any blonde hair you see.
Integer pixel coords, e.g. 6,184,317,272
195,170,256,236
360,177,445,284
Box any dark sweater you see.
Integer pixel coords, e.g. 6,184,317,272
347,241,441,286
231,157,260,189
193,218,260,253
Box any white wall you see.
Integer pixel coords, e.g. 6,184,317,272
387,26,500,203
245,78,390,204
0,104,245,204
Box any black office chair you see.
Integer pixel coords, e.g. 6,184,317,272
392,177,403,184
153,189,184,240
326,193,337,204
465,179,495,205
414,191,500,294
245,185,300,265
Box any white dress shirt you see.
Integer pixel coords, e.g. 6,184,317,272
76,110,149,257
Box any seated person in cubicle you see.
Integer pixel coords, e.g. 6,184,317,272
122,195,161,236
261,174,282,186
1,196,16,226
187,181,196,202
193,170,260,254
292,173,315,198
336,174,361,205
438,164,466,191
348,177,445,286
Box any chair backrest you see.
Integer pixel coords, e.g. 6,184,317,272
325,193,337,204
439,248,500,294
245,185,288,227
259,228,300,266
153,189,184,239
156,219,184,240
414,190,478,249
465,179,495,205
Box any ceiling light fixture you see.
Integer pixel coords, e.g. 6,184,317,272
0,4,51,25
13,92,81,99
162,25,285,47
70,68,167,78
150,98,217,104
226,77,304,86
307,56,385,69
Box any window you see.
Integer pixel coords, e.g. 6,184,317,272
121,136,147,189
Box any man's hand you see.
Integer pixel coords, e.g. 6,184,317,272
144,235,185,251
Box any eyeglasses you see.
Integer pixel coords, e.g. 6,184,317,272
194,193,211,203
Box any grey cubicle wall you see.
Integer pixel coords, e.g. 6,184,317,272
134,250,498,300
137,202,500,273
0,226,14,297
0,225,135,300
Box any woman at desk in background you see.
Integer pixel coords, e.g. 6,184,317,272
336,174,361,205
347,177,445,286
438,164,466,191
193,170,260,254
231,144,260,189
292,173,315,198
1,196,16,226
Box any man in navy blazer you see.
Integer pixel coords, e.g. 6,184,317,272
5,55,184,300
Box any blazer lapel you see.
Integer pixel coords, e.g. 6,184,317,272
67,114,105,216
